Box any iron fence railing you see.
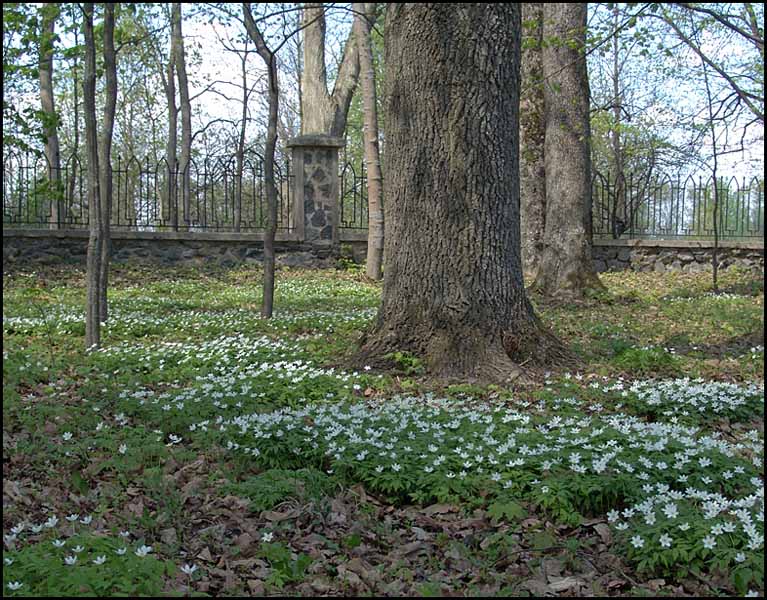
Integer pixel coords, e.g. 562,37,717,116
592,171,764,240
339,160,368,229
4,150,764,242
3,150,294,233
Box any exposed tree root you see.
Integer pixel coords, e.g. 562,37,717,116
354,315,577,386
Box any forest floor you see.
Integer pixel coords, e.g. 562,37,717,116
2,263,764,597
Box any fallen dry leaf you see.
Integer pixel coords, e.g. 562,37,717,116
548,576,584,593
423,503,457,516
593,523,612,545
262,508,299,522
198,547,214,562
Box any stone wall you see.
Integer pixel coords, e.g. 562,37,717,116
592,240,764,273
2,230,345,270
3,230,763,273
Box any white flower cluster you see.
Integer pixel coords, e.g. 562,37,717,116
529,376,763,422
217,396,763,499
626,378,764,417
98,334,297,373
3,310,83,335
609,483,764,554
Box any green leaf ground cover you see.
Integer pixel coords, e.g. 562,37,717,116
2,264,763,597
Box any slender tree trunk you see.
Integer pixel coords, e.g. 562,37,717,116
172,3,192,229
39,4,62,229
702,60,720,292
261,68,279,318
98,3,117,323
125,102,137,225
66,4,80,220
243,5,280,318
353,3,384,281
164,39,178,230
296,33,304,131
301,3,361,136
358,4,566,383
67,56,79,218
530,3,605,300
234,42,249,233
83,2,102,349
610,5,626,239
519,3,546,280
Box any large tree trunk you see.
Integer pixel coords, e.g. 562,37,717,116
172,3,192,229
530,3,604,300
519,2,546,280
98,3,117,323
358,4,565,383
301,3,361,136
39,4,62,229
353,3,384,281
83,2,102,349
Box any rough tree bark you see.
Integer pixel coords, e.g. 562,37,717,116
530,3,605,300
38,4,62,229
301,3,361,136
172,3,192,229
98,3,117,323
352,2,384,281
83,2,102,348
357,4,565,383
519,2,546,280
243,4,280,318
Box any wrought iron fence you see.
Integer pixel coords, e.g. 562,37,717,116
592,171,764,240
339,160,368,229
5,150,764,243
338,165,765,240
3,150,295,232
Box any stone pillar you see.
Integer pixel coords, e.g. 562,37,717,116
286,134,344,256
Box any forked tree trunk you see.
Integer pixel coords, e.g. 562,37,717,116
98,3,117,323
301,3,361,136
530,3,604,299
39,4,62,229
352,2,384,281
519,2,546,281
358,4,565,383
83,2,102,349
